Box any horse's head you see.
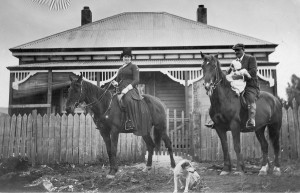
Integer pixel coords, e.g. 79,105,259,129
200,52,222,97
65,74,84,113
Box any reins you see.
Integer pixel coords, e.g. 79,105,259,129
207,63,222,95
76,81,113,109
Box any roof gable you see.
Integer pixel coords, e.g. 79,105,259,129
12,12,275,50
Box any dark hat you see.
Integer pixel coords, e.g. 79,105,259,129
232,43,245,50
120,48,132,58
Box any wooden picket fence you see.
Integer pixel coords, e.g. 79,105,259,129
0,110,145,165
158,105,300,162
1,104,300,165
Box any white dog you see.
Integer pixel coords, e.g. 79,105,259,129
173,159,200,193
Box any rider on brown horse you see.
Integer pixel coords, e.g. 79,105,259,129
206,43,260,129
112,48,152,135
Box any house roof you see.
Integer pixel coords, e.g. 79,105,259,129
11,12,276,51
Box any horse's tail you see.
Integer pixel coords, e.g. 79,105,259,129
142,94,167,150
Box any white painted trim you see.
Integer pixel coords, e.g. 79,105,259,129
12,71,38,90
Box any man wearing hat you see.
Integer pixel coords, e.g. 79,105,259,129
206,43,260,129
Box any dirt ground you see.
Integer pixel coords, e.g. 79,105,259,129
0,155,300,192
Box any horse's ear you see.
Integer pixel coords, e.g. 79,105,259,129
69,75,74,82
214,53,219,59
77,73,83,83
200,52,205,58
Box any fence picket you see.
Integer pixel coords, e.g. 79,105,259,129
36,114,43,164
8,114,17,157
60,114,68,163
91,120,98,163
15,114,22,156
26,114,33,162
48,114,55,164
3,115,11,158
42,114,49,164
67,114,74,163
73,114,80,164
174,109,177,156
281,108,289,160
85,114,92,163
20,114,27,157
288,108,297,159
54,114,61,163
79,113,85,164
0,115,6,156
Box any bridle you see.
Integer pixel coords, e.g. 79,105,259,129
204,59,222,95
73,81,113,111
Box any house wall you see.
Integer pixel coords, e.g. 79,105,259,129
140,72,186,118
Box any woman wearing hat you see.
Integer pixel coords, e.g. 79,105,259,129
112,48,151,133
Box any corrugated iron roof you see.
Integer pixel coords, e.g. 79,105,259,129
12,12,274,50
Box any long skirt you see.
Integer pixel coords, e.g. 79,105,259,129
122,89,152,136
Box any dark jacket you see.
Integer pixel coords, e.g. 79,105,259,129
116,62,142,100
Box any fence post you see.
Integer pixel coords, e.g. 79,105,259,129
189,113,194,159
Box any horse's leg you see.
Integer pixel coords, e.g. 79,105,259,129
215,128,231,175
142,134,155,172
230,121,245,175
268,123,281,176
255,127,270,176
161,131,176,168
100,129,119,178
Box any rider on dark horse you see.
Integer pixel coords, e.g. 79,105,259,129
206,43,260,129
112,48,152,135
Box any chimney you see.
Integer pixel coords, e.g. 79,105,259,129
197,5,207,24
81,6,92,25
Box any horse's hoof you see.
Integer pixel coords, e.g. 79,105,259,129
233,171,244,176
258,170,267,176
273,167,281,176
142,166,152,172
220,171,230,175
106,174,115,179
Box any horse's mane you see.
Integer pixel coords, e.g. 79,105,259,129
214,57,232,89
81,80,111,108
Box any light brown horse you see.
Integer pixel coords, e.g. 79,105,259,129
65,74,175,178
200,53,282,176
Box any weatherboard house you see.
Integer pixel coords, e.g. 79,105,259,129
7,5,278,117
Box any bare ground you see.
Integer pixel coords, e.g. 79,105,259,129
0,155,300,192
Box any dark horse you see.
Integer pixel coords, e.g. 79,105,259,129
65,75,175,178
200,53,282,176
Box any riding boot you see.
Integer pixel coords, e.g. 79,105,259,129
205,119,215,128
124,110,136,131
246,103,256,129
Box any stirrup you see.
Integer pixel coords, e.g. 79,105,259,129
205,120,215,128
124,120,135,131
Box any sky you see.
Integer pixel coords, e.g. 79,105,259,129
0,0,300,107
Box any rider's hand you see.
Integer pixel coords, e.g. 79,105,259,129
117,94,124,101
111,80,118,87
